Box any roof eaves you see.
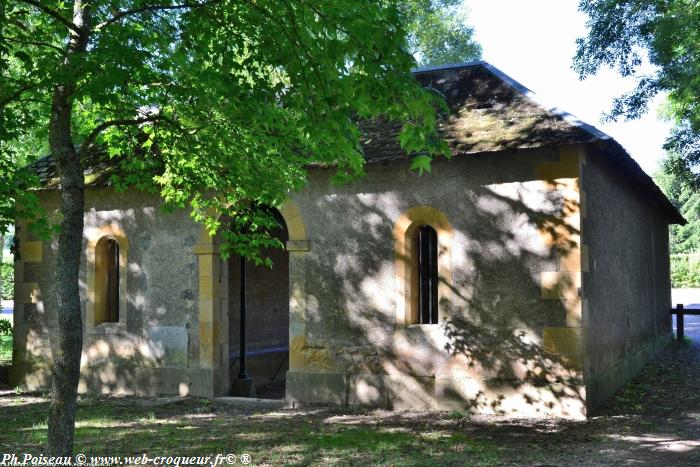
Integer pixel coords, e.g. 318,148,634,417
592,139,686,225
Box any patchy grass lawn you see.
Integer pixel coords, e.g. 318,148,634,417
1,341,699,466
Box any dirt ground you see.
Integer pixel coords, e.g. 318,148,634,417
455,338,700,465
1,340,698,466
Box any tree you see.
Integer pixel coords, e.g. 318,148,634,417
403,0,481,66
656,154,700,254
656,154,700,287
573,0,700,180
0,0,468,456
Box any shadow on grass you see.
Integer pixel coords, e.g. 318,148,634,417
1,342,698,466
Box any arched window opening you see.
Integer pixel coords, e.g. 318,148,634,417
416,225,438,324
394,205,452,326
95,238,120,325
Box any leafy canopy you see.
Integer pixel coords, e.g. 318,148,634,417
656,153,700,255
403,0,481,67
574,0,700,181
0,0,460,260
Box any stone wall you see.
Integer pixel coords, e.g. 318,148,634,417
12,141,672,415
11,187,210,396
581,146,672,412
287,144,588,418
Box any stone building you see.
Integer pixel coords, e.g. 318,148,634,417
11,61,684,418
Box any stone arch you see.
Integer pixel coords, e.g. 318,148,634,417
85,224,129,332
393,205,453,325
192,198,309,396
278,199,309,246
194,199,308,245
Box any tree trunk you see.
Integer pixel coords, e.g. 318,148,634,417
46,1,91,456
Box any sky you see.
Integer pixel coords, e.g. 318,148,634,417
464,0,671,175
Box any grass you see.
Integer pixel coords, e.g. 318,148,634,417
0,396,503,466
0,341,698,465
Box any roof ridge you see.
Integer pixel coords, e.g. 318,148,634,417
411,60,487,74
477,62,612,142
413,60,612,142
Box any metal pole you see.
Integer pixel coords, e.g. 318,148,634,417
238,256,248,379
677,303,684,342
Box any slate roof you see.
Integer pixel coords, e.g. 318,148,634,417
28,60,684,224
29,150,117,190
360,62,600,163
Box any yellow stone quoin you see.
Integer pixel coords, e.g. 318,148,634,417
543,327,584,370
536,145,587,362
536,147,587,287
19,241,43,263
195,247,219,369
540,271,581,300
535,144,582,181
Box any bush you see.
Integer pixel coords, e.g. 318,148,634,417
671,254,700,288
0,319,11,336
0,319,11,361
0,262,12,300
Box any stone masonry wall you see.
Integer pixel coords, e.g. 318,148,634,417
581,146,672,412
11,187,210,396
14,141,667,416
287,145,588,418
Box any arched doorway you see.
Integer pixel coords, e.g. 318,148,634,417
228,209,289,398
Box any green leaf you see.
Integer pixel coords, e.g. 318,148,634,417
13,51,33,69
410,155,432,175
575,0,700,176
107,147,122,158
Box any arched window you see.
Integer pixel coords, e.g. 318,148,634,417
393,206,452,326
86,224,128,333
95,238,120,324
415,225,438,324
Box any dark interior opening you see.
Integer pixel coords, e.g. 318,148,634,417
417,225,438,325
106,239,120,323
228,210,289,398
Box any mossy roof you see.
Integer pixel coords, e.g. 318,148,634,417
29,150,115,190
360,62,598,163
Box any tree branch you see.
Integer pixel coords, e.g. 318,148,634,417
95,1,215,30
19,0,82,35
0,83,37,108
4,36,65,54
80,116,162,154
